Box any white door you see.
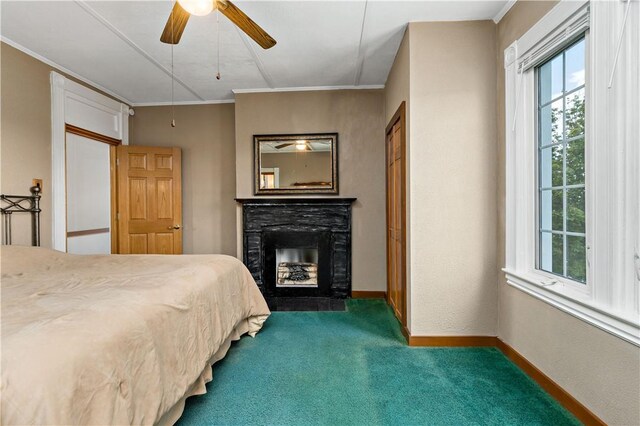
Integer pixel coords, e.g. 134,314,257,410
65,133,111,254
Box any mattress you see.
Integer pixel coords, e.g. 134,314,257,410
0,246,270,425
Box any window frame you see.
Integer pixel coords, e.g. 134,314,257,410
503,0,639,346
535,35,589,288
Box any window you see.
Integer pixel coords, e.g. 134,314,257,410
537,38,586,284
503,0,639,346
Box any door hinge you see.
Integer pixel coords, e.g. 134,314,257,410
116,158,120,166
116,212,120,221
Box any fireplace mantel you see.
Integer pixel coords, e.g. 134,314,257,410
235,198,357,205
236,197,356,310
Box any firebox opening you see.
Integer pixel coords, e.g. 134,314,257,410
276,248,318,288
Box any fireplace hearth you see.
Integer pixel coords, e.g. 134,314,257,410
236,198,356,311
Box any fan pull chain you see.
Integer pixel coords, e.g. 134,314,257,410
216,10,221,80
170,2,176,128
171,44,176,127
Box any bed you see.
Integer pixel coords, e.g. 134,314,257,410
1,245,270,425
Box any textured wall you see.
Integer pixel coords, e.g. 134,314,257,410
234,90,386,291
129,104,237,256
496,2,640,424
384,28,412,327
385,28,411,125
1,43,54,247
406,21,498,336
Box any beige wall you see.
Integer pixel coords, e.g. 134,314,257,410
496,2,640,424
385,28,411,125
1,43,56,247
129,104,237,256
384,29,412,325
392,21,498,336
235,90,387,291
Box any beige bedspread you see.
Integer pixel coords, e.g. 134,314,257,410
0,246,270,425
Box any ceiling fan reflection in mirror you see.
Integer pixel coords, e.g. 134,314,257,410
274,140,332,152
160,0,277,49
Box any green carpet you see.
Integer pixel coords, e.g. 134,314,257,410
178,300,580,426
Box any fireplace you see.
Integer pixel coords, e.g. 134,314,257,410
236,198,356,310
263,230,331,298
276,249,318,287
275,248,319,290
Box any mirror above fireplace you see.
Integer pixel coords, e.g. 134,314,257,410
254,133,338,195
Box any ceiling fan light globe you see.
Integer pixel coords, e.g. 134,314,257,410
178,0,214,16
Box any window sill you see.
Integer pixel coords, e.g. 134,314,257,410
503,268,640,347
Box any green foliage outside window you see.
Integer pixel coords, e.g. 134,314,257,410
539,39,586,283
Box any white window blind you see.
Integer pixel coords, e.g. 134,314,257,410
517,2,590,74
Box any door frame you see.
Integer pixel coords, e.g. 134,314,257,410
385,101,407,327
65,124,121,253
50,71,130,252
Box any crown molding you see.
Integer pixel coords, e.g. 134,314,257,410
493,0,517,23
232,85,384,95
134,85,385,105
1,36,133,105
132,99,235,107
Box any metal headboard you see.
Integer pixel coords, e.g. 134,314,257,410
1,185,41,246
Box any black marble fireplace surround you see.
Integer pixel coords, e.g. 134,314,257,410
236,198,356,311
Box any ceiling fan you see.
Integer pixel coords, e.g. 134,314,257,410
274,140,332,151
275,141,314,151
160,0,276,49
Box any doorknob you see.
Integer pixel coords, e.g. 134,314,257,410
168,225,181,230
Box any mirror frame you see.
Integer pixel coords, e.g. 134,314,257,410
254,133,339,195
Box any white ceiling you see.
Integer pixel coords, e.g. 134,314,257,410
0,1,510,106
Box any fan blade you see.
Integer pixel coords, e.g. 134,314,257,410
160,2,190,44
275,143,294,149
217,0,276,49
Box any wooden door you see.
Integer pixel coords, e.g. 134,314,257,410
116,146,182,254
386,102,406,326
